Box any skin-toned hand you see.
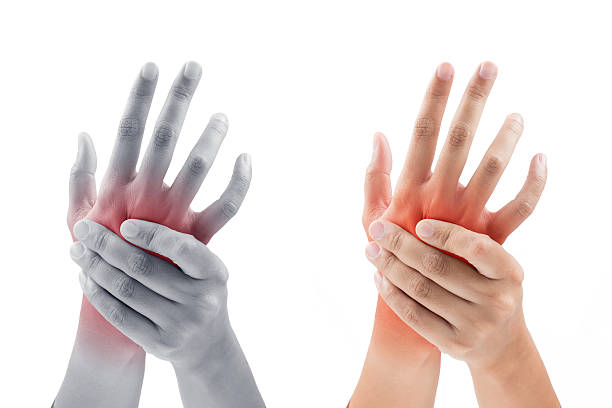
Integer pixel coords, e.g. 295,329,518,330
56,62,250,408
69,219,264,408
351,62,547,408
366,219,560,408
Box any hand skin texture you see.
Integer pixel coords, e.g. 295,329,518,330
365,219,560,407
69,219,265,408
55,62,253,408
351,62,547,407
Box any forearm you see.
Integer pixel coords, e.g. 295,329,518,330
469,324,559,408
54,297,145,408
173,327,265,408
350,297,440,408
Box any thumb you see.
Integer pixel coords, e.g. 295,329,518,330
363,132,392,238
68,132,97,227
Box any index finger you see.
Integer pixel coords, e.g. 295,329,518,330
119,219,227,281
414,219,521,281
72,220,193,300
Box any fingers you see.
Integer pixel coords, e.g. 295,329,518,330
70,242,173,324
169,113,229,209
374,271,456,346
138,61,203,190
192,153,252,243
396,62,454,188
489,154,548,243
73,220,195,300
432,62,498,196
68,132,97,222
463,114,523,211
366,243,469,325
103,62,159,185
120,219,227,281
415,219,522,281
363,132,392,234
369,220,488,301
78,271,159,349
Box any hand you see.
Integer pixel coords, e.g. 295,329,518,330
56,61,250,408
367,219,525,367
366,219,559,407
70,219,264,407
352,62,547,407
67,61,250,346
70,219,231,366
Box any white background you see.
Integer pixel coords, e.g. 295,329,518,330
1,1,611,407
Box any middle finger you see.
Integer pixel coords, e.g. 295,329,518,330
432,62,497,197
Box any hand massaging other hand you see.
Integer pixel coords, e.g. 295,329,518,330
351,61,547,407
67,61,251,350
363,60,546,346
366,219,560,407
69,219,266,408
55,62,260,408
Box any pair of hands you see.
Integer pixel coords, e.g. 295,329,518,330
354,62,557,407
58,61,263,408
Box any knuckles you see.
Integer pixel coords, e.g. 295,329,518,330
92,231,110,252
465,84,487,103
413,116,436,141
113,275,136,299
408,276,432,300
118,117,140,141
153,123,176,149
221,200,239,219
386,229,404,253
483,155,504,176
128,253,153,277
447,123,471,149
170,84,193,102
186,155,210,176
379,253,396,275
422,252,449,278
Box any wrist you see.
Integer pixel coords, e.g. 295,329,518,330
172,324,240,379
467,323,559,407
75,295,143,361
172,325,264,408
467,319,534,381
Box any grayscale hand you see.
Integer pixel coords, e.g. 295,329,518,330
69,219,265,408
55,62,252,408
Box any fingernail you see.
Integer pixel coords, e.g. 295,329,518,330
479,61,497,80
183,61,202,80
70,242,86,259
416,221,435,238
120,220,139,239
77,132,87,155
141,62,158,81
242,153,251,166
538,153,547,167
73,220,90,240
366,242,381,259
436,62,453,81
372,133,381,161
369,221,385,240
78,271,87,290
509,113,523,126
211,112,229,126
373,270,382,288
